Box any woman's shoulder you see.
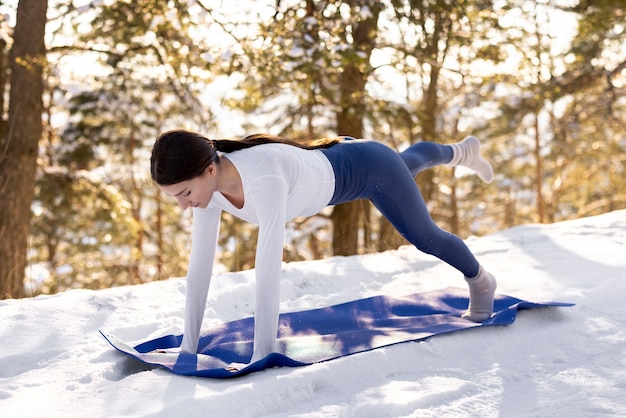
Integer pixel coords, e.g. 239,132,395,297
229,142,306,164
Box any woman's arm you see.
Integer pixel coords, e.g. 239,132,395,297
247,176,288,363
179,207,222,353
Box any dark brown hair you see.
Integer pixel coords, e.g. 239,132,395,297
150,130,342,185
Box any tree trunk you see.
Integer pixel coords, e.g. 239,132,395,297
534,112,546,223
0,0,48,299
0,39,7,123
415,59,441,202
128,125,144,284
330,1,380,256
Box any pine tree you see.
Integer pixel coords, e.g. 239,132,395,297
0,0,48,299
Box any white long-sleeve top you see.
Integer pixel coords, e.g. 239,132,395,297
179,143,336,363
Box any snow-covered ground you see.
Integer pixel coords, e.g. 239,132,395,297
2,210,625,417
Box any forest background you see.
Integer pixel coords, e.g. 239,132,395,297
0,0,624,299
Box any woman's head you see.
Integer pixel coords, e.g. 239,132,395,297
150,130,217,185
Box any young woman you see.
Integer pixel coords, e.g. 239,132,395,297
150,131,497,368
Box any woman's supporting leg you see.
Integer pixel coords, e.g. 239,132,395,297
370,156,480,277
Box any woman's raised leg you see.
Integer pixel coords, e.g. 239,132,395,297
400,136,494,183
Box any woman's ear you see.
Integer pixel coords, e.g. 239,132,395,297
205,162,216,177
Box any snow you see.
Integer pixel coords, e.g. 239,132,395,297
2,210,626,417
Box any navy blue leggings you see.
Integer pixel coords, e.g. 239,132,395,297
321,139,480,277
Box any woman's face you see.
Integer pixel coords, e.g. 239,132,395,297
157,163,217,210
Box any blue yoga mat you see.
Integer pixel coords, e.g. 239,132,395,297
100,287,573,378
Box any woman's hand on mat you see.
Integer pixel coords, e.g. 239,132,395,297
150,347,181,354
226,362,248,372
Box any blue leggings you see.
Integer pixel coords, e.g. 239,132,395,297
321,139,480,277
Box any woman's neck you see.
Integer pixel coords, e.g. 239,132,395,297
217,157,244,209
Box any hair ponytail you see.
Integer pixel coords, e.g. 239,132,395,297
151,130,342,185
213,133,342,153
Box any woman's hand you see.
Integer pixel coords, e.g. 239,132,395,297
225,362,248,372
150,347,181,354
